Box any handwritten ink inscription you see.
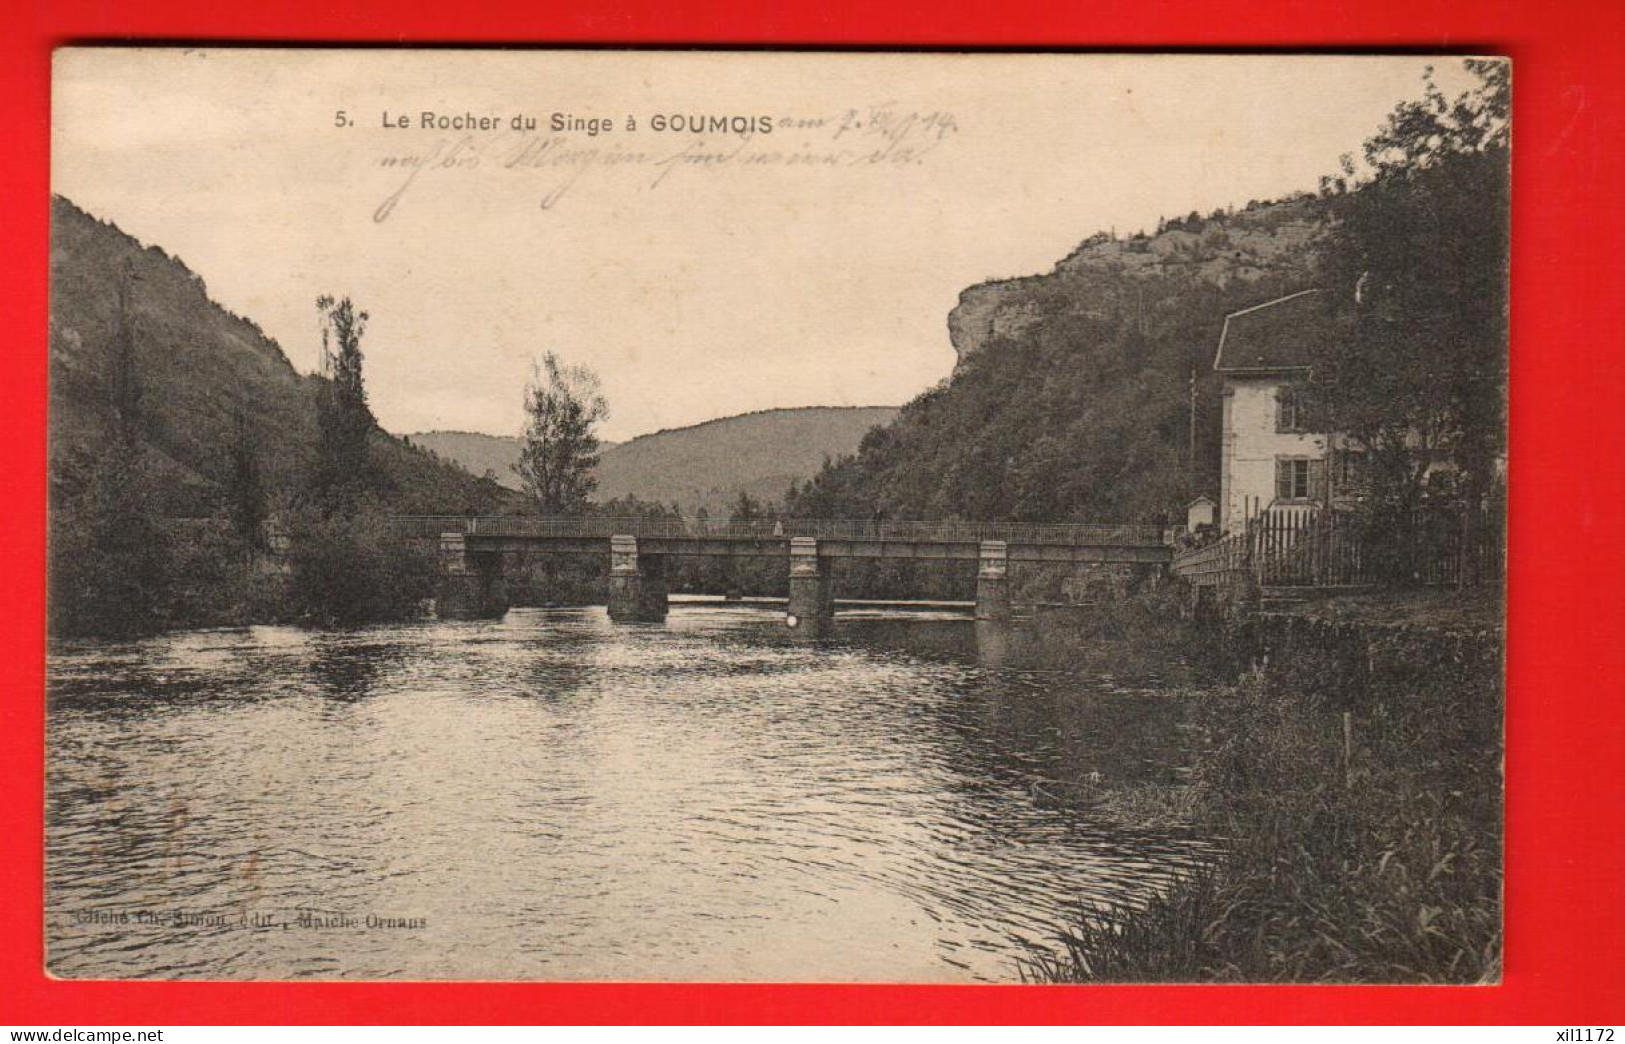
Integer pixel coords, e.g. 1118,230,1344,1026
358,104,961,221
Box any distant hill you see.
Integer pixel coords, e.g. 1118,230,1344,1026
411,406,900,515
401,431,533,488
48,196,514,516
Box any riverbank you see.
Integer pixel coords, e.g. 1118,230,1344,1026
1263,584,1504,634
1029,588,1504,983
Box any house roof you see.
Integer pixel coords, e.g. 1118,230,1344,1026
1213,288,1328,374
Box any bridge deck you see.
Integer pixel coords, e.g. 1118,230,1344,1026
393,516,1171,548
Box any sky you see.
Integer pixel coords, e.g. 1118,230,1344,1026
52,51,1475,442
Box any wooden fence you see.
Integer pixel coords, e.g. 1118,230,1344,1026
1173,505,1503,589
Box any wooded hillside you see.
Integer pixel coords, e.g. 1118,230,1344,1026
48,196,514,518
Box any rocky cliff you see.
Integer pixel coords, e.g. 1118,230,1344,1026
790,195,1330,526
948,197,1325,369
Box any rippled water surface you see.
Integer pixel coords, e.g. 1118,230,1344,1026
48,604,1210,981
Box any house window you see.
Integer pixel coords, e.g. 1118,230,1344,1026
1336,448,1368,494
1275,385,1303,433
1275,458,1312,501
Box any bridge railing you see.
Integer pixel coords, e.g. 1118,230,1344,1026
389,515,1172,547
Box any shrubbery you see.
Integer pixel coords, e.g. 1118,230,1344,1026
50,472,294,637
284,502,437,627
163,520,283,629
1028,618,1503,984
49,458,172,639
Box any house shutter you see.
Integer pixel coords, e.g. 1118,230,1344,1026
1309,458,1329,503
1276,385,1302,433
1275,459,1292,502
1345,449,1368,495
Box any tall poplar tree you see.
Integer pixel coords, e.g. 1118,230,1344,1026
227,407,268,554
288,295,435,625
313,295,376,507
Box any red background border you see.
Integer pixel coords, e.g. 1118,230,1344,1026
3,0,1623,1026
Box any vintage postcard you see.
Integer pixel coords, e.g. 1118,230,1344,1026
46,49,1507,983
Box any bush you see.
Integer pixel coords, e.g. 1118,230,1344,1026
49,456,172,638
1030,624,1503,984
163,521,291,629
284,500,437,627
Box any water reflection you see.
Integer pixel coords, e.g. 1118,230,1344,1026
47,605,1212,982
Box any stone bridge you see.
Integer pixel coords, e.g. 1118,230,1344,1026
392,516,1174,635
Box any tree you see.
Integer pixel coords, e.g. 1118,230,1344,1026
108,259,145,447
287,296,436,626
49,261,171,637
1309,61,1509,530
313,295,375,506
227,407,269,554
729,490,763,523
284,499,436,626
514,352,608,515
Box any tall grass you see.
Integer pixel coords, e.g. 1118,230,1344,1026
1028,642,1503,984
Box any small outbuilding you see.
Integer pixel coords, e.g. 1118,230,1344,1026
1185,495,1217,535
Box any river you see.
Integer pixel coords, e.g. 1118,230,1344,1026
46,602,1212,982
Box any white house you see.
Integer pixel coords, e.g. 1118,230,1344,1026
1215,289,1361,533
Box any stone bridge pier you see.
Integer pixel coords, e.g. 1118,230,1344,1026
975,540,1011,622
437,532,510,619
786,537,834,636
607,535,669,622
